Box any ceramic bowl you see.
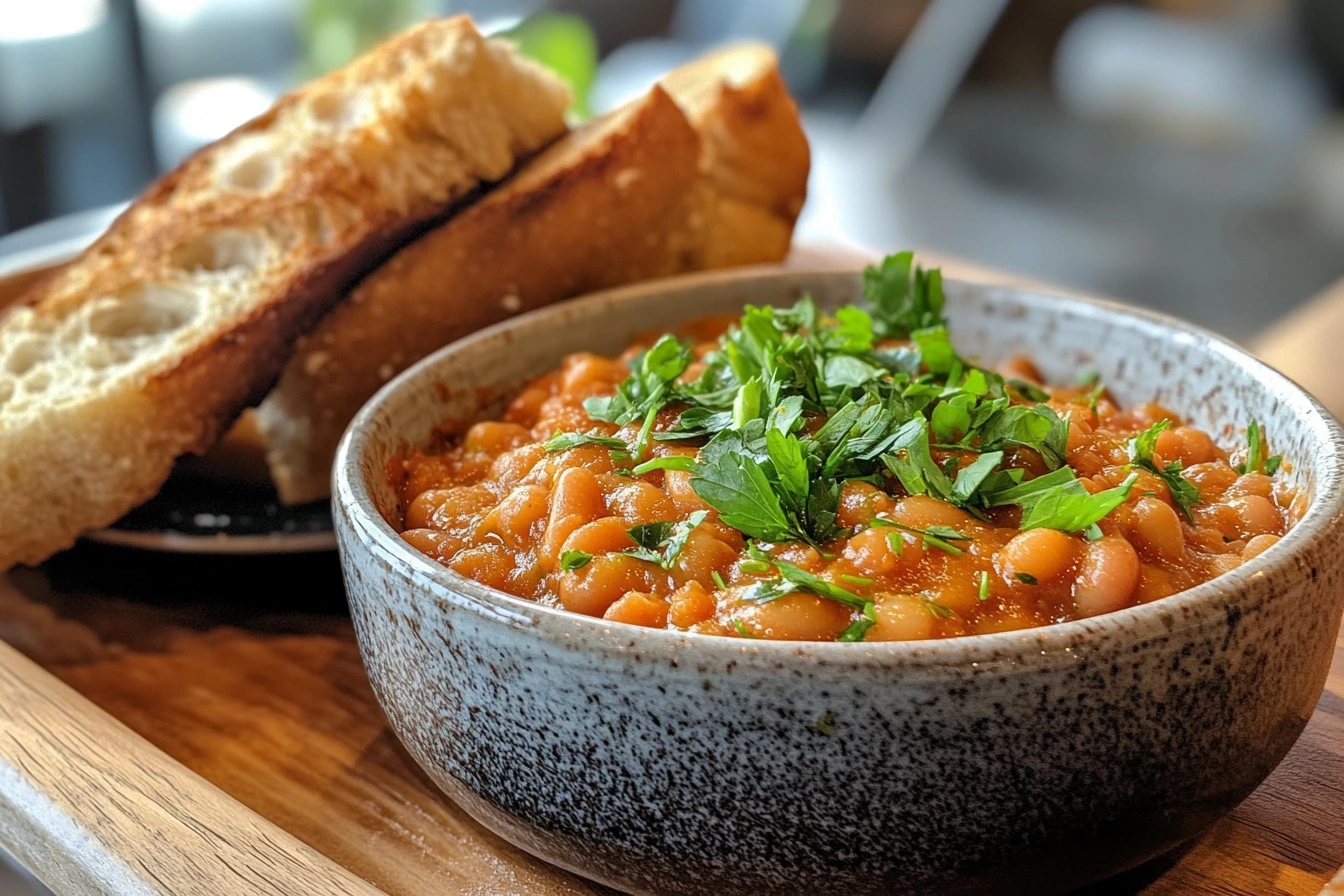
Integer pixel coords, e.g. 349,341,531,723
332,268,1344,896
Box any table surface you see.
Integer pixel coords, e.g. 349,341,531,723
1,246,1343,896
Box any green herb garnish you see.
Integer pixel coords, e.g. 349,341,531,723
544,431,627,453
1237,420,1263,475
623,511,709,569
559,550,593,572
977,570,991,601
736,546,869,615
1235,419,1282,477
1015,572,1038,585
567,251,1211,557
1127,421,1200,522
836,602,878,642
927,601,956,619
583,334,691,426
985,467,1139,533
631,455,697,476
869,518,971,555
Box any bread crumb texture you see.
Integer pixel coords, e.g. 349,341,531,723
0,17,570,568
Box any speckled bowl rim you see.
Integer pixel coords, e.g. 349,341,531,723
334,265,1344,669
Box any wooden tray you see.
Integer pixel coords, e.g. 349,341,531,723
1,242,1342,895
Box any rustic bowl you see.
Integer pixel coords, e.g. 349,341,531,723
332,268,1344,896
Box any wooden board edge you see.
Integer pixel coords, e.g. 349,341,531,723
0,641,385,895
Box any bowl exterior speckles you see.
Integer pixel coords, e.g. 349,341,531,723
333,269,1344,896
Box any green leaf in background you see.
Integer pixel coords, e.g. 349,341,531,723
299,0,418,77
506,13,599,119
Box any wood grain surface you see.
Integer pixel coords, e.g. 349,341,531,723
0,539,1338,896
2,549,607,896
0,605,382,896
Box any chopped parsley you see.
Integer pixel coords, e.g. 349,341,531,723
559,550,593,572
631,455,697,475
927,601,956,619
560,513,708,574
836,602,879,642
1237,420,1263,475
583,334,691,425
560,250,1282,603
623,511,709,569
544,431,627,453
984,467,1139,533
869,518,971,555
1235,419,1282,476
1127,420,1200,522
736,545,870,621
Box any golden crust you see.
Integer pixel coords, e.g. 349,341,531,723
255,45,811,503
0,17,571,568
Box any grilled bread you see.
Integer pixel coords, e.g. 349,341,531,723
254,43,810,503
0,17,570,569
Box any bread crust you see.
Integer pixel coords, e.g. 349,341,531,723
0,17,570,568
256,44,810,503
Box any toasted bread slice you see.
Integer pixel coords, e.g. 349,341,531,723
0,17,570,569
254,43,809,503
660,44,811,271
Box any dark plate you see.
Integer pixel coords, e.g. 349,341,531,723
86,475,336,555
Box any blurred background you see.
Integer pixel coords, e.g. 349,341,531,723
0,5,1337,889
1,0,1343,342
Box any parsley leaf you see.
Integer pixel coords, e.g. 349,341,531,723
544,431,627,453
765,428,810,516
559,550,593,572
738,548,870,612
951,450,1006,504
1237,420,1267,475
881,418,954,500
626,520,673,551
658,407,734,440
863,251,947,338
984,466,1138,533
973,404,1068,470
836,602,878,642
631,455,697,475
869,518,971,555
691,448,799,543
583,334,690,425
773,558,869,609
913,326,958,375
623,511,710,569
1020,471,1138,532
661,511,709,568
1127,421,1200,521
1128,420,1169,466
